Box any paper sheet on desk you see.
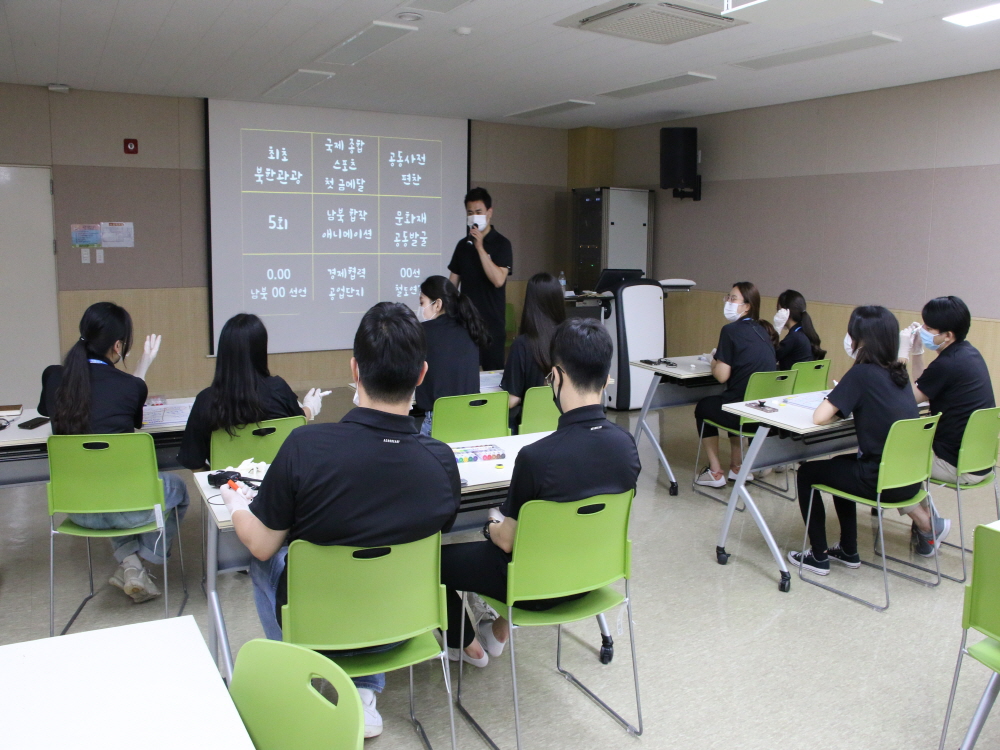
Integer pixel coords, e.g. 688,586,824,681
142,403,193,426
480,371,503,390
784,391,830,411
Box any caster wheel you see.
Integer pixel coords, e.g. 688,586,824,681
600,635,614,664
779,572,791,593
669,482,679,496
716,546,730,565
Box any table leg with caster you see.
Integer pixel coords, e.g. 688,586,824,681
596,613,614,664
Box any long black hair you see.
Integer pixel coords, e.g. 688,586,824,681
848,305,909,387
777,289,826,359
733,281,779,347
520,272,567,372
210,313,271,436
53,302,134,435
420,275,490,348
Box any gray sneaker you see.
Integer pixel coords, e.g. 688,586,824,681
915,517,951,558
123,566,161,603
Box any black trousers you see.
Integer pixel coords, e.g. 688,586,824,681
796,455,920,555
694,394,742,439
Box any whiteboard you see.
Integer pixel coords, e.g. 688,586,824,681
0,166,59,408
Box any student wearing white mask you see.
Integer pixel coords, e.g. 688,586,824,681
448,187,513,370
694,282,779,488
773,290,826,370
414,275,489,435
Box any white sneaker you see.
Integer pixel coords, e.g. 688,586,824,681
358,688,383,739
695,468,726,488
467,593,498,629
447,644,489,668
476,618,507,658
728,468,755,481
122,566,161,603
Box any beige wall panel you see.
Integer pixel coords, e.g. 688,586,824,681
178,97,206,170
613,122,660,187
568,127,615,189
49,90,181,168
932,72,1000,168
52,165,185,290
742,99,827,179
469,121,567,187
0,83,52,166
481,181,569,282
180,169,208,288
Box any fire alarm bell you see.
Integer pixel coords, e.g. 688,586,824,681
124,139,138,154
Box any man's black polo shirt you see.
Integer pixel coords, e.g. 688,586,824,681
448,226,512,342
251,407,462,608
500,403,641,519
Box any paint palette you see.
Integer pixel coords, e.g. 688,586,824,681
452,444,506,463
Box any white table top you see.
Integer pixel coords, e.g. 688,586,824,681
0,397,195,449
0,616,253,749
722,390,853,435
630,354,715,381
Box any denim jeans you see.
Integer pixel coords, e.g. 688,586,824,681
420,411,433,436
251,547,397,693
69,472,189,565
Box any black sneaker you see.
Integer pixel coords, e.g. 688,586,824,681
788,549,830,575
826,543,861,569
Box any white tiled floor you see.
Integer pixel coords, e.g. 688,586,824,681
1,397,997,749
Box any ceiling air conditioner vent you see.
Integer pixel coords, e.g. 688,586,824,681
558,2,745,45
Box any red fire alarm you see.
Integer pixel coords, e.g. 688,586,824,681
124,139,138,155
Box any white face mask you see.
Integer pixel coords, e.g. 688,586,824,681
352,388,360,406
773,308,790,331
466,215,488,230
417,304,428,322
843,333,857,360
723,301,742,322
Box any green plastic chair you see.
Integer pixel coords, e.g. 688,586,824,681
230,639,364,750
430,391,510,443
791,359,830,394
929,407,1000,584
795,414,941,611
692,370,798,504
210,415,307,470
456,492,641,750
281,533,456,750
939,521,1000,750
47,433,186,636
519,386,560,434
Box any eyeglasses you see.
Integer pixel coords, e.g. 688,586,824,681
722,295,744,304
544,365,565,386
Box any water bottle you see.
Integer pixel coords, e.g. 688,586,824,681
558,271,567,293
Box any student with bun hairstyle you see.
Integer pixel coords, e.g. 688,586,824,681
415,275,490,435
694,281,778,488
38,301,188,604
773,289,826,370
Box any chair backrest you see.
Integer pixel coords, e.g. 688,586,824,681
791,360,830,394
877,414,939,492
506,491,634,604
956,407,1000,476
965,521,1000,642
230,639,363,750
519,386,560,434
210,415,307,470
47,433,163,516
282,533,446,651
431,391,509,442
739,370,797,426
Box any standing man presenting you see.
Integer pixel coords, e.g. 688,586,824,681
449,187,512,370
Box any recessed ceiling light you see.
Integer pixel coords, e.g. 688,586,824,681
455,26,472,35
507,100,596,118
397,12,423,22
315,21,418,66
944,2,1000,27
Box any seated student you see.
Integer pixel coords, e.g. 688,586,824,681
219,302,461,739
38,302,188,603
899,296,994,556
501,272,566,430
440,318,640,666
178,313,327,470
694,282,778,488
773,289,826,371
788,305,920,575
415,275,490,435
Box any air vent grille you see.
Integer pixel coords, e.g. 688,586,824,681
559,2,743,46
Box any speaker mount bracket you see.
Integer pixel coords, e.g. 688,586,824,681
672,175,701,201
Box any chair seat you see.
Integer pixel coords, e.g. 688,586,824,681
703,419,759,437
324,631,442,678
55,518,159,538
481,585,625,628
930,472,995,490
968,636,1000,674
810,484,927,510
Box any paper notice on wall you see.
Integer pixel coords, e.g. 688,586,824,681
81,247,91,264
71,223,102,247
101,222,134,247
96,248,104,264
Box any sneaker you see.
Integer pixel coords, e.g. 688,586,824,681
467,593,498,629
826,543,861,569
109,564,127,593
695,468,727,488
788,549,830,575
758,467,774,478
477,618,507,658
447,644,489,668
728,468,755,481
122,566,161,603
358,688,383,739
916,518,952,558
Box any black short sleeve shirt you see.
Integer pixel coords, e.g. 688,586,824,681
827,363,919,461
500,335,546,400
500,404,641,520
915,341,995,468
715,318,778,399
38,360,147,434
415,316,481,412
448,227,512,337
178,376,306,470
776,327,814,371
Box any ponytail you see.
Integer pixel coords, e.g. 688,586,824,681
419,275,490,349
53,302,134,435
734,281,778,347
778,289,825,358
797,311,827,360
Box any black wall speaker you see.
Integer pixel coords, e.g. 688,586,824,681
660,127,698,190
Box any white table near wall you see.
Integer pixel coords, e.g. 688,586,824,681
0,616,253,749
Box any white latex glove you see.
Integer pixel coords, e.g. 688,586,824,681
773,308,790,331
898,323,919,360
220,482,255,517
909,321,924,356
132,334,162,380
302,388,332,420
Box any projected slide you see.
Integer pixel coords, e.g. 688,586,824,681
209,100,467,354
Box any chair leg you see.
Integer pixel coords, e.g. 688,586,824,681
959,672,1000,750
158,527,169,622
171,509,189,616
938,486,970,584
939,632,968,750
407,664,433,750
453,591,501,750
508,605,523,750
60,537,98,636
872,487,943,589
49,525,56,638
439,653,459,750
691,423,744,510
